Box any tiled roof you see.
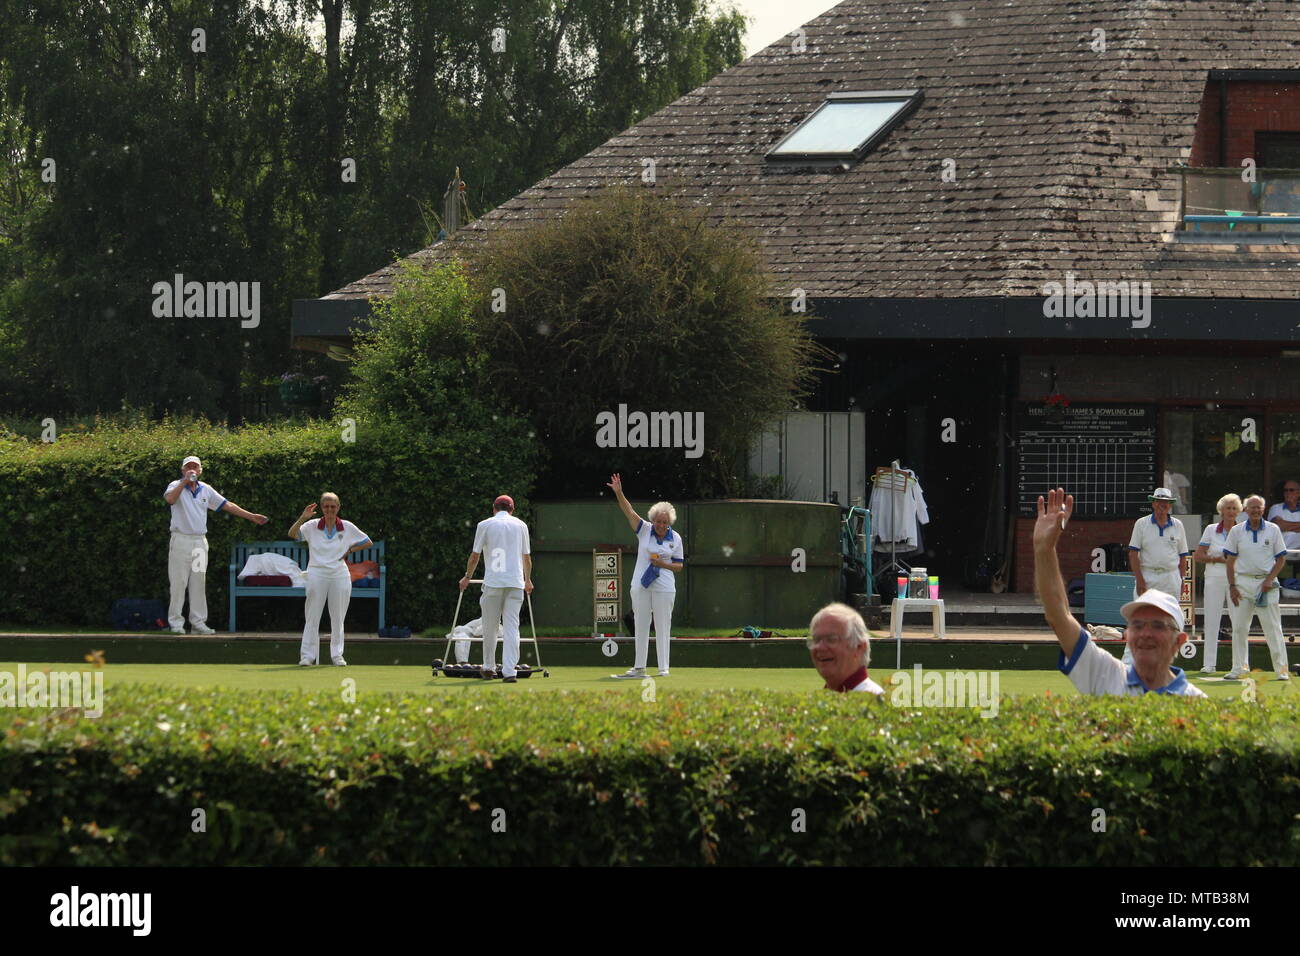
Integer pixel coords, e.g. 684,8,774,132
325,0,1300,303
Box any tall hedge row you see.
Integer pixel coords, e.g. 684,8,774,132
1,686,1297,865
0,418,540,628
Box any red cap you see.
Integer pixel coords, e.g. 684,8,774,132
493,495,515,513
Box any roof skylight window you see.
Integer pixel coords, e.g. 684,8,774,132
766,90,923,163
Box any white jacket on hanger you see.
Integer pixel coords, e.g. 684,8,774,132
870,468,929,552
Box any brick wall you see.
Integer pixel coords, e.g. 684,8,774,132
1190,81,1300,166
1013,517,1134,593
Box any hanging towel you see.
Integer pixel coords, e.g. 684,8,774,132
238,553,306,580
641,527,675,587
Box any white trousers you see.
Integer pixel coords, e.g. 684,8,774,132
1229,575,1289,673
1201,574,1230,669
301,568,352,663
631,585,675,671
168,532,209,629
480,587,524,677
1126,571,1181,666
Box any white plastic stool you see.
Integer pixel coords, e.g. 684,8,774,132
889,598,947,668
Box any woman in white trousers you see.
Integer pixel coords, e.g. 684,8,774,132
289,493,372,666
1193,493,1241,673
607,474,685,679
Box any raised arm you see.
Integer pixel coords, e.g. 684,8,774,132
288,502,316,540
606,473,642,533
1033,488,1081,657
164,472,196,505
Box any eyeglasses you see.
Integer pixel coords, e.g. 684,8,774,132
1126,621,1177,633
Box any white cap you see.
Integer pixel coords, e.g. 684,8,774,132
1120,588,1183,630
1148,487,1177,502
182,455,201,470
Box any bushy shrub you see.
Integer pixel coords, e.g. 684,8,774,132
2,685,1296,865
466,186,828,498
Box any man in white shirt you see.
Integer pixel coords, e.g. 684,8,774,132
459,495,534,682
1124,486,1190,666
807,602,885,695
162,455,267,634
1035,488,1206,698
1266,479,1300,577
1224,495,1290,681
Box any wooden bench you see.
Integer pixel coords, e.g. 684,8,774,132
228,541,386,632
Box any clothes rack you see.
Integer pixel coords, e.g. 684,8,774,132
871,460,913,589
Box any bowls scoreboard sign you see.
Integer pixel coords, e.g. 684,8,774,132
1181,562,1195,634
593,551,622,634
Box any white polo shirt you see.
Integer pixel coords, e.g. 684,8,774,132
472,511,531,589
1058,629,1206,697
849,675,885,695
165,479,226,535
1224,519,1286,577
1266,502,1300,550
1197,521,1235,581
631,519,685,593
297,518,371,574
1127,514,1189,572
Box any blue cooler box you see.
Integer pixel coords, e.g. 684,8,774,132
1084,573,1135,626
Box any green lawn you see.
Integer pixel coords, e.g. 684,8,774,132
0,662,1290,701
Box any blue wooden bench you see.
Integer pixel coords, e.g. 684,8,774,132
228,540,386,632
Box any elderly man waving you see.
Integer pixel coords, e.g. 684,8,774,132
1035,488,1205,697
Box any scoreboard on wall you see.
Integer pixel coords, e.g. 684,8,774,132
593,550,622,636
1016,404,1157,517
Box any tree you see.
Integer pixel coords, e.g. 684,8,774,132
335,258,543,483
466,186,828,499
0,0,747,420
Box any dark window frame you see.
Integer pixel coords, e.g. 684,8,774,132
764,90,924,164
1255,131,1300,169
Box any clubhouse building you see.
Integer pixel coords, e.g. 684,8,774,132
293,0,1300,594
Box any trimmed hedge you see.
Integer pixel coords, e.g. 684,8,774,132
0,418,540,628
1,686,1297,865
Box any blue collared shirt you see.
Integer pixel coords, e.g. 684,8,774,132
1058,629,1207,697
